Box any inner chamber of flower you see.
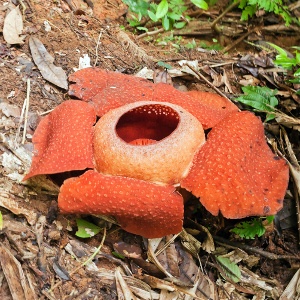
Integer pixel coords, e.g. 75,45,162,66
93,102,206,184
116,104,180,146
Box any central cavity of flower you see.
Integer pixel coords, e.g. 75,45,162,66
93,101,205,185
116,104,180,146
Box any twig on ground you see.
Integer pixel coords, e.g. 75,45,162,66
15,79,30,145
222,27,257,53
137,28,164,40
185,64,231,100
213,235,300,260
211,0,240,31
22,79,30,144
94,30,103,67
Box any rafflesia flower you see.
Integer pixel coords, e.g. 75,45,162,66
24,68,289,238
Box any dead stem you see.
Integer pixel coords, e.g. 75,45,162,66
185,63,231,101
211,0,240,31
137,28,164,40
213,235,300,260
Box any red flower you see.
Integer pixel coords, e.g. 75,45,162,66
24,68,289,238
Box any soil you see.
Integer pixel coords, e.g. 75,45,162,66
0,0,300,299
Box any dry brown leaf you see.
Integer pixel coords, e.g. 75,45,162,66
239,75,260,86
153,69,173,85
0,188,37,225
0,102,21,118
280,268,300,300
0,243,37,300
3,6,26,44
115,268,138,300
275,112,300,131
29,36,68,89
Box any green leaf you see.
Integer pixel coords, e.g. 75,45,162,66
167,12,181,21
173,21,186,29
265,113,276,122
137,26,148,32
190,0,208,10
294,68,300,76
112,251,125,259
162,15,170,30
128,18,141,27
235,86,278,116
123,0,149,15
274,58,297,70
267,42,288,56
289,77,300,84
231,219,266,239
148,10,158,22
156,0,169,19
75,219,101,238
157,61,172,69
295,52,300,65
216,256,241,283
266,215,275,223
240,5,256,21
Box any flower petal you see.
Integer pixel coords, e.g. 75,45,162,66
181,111,289,218
186,90,239,128
58,170,184,238
24,100,96,180
69,68,238,128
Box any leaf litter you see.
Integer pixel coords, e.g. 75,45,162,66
0,0,300,299
29,37,68,90
3,5,26,45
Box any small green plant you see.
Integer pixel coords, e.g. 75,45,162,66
156,32,183,49
75,219,101,238
157,61,173,69
216,256,241,282
235,85,278,121
199,38,222,50
237,0,298,26
123,0,208,30
231,216,274,239
185,39,197,49
268,43,300,94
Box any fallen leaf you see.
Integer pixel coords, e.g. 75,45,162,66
280,268,300,300
275,111,300,131
3,6,26,44
29,37,68,89
115,268,137,300
153,69,173,85
0,243,37,300
0,188,37,225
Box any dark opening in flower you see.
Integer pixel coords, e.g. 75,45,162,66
116,104,180,145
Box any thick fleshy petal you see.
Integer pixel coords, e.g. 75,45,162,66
24,100,96,180
58,170,184,238
186,90,239,128
69,68,238,129
181,111,289,218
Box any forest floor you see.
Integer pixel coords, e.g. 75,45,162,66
0,0,300,299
